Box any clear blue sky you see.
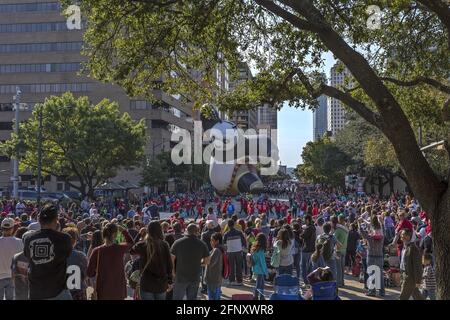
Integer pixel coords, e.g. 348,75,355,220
278,53,335,168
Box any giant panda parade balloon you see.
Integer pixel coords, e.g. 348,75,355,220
201,104,278,196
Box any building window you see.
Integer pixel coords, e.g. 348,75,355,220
57,183,63,191
0,63,80,74
130,100,153,110
0,83,91,94
0,42,83,54
0,122,12,130
0,21,85,33
0,2,60,13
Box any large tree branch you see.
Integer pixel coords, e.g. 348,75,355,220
320,85,384,129
254,0,323,32
380,76,450,94
443,97,450,122
127,0,180,7
416,0,450,48
292,68,383,128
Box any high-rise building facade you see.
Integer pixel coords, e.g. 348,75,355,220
257,103,277,130
0,0,193,193
327,63,351,136
229,62,257,130
313,94,328,141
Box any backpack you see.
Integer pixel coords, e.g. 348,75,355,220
126,257,142,290
318,234,334,261
219,247,230,279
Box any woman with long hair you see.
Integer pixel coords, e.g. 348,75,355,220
130,221,173,300
87,222,134,300
358,215,385,297
251,233,268,298
87,230,103,258
275,228,294,275
310,243,326,270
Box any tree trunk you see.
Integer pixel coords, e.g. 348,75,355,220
389,174,395,195
431,188,450,299
378,176,384,196
87,187,95,201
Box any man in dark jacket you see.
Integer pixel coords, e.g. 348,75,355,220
399,229,424,300
201,220,217,252
300,215,316,284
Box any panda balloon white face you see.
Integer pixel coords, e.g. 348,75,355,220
170,116,279,195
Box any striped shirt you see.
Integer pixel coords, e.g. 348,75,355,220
422,265,436,290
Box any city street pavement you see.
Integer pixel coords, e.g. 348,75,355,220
198,275,400,301
117,274,400,300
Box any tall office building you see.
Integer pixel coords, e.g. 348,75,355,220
327,63,351,136
229,62,257,130
313,95,328,141
0,0,193,192
257,103,277,130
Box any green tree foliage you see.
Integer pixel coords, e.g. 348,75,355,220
297,138,352,187
1,93,146,198
141,151,209,191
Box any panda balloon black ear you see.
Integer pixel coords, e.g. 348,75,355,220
200,103,222,130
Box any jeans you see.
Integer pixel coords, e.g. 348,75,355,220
336,253,345,287
311,255,325,270
254,274,265,297
207,286,221,300
278,264,293,275
173,281,200,300
45,289,73,300
0,278,14,300
228,251,243,283
243,252,249,276
301,252,312,284
367,255,385,295
140,289,166,300
324,258,337,281
362,258,368,289
421,288,436,300
293,253,301,279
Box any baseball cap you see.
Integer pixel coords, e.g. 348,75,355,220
1,217,15,229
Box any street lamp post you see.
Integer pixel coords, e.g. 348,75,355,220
151,138,165,159
12,87,21,199
36,107,43,208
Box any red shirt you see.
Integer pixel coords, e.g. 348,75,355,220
86,230,134,300
312,207,319,217
247,203,254,215
286,214,292,225
395,219,414,255
274,203,281,213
